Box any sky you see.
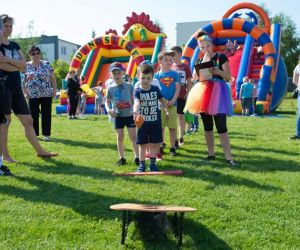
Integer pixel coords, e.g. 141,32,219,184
2,0,300,48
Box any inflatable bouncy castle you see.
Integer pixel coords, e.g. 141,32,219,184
56,12,166,114
182,2,288,114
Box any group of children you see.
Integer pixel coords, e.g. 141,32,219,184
240,76,258,116
104,48,193,172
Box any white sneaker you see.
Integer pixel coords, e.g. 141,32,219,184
43,136,50,142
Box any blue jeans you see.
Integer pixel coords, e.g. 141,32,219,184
296,94,300,136
192,115,199,130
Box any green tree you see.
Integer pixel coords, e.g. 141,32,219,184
271,13,300,75
12,21,40,61
52,60,69,90
257,5,300,75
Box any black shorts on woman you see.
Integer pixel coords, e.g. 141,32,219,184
0,41,30,115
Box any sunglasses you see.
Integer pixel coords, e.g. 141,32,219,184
30,51,40,56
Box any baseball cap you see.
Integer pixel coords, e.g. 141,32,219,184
140,60,152,66
109,62,125,72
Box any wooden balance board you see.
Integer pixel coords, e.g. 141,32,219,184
110,203,196,213
114,170,183,176
110,203,196,246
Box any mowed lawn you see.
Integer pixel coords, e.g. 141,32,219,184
0,98,299,249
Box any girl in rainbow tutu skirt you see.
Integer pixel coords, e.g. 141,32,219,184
185,31,238,166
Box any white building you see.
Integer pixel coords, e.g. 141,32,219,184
18,35,81,64
39,35,80,63
176,21,213,46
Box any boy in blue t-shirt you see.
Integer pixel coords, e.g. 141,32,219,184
133,64,168,172
240,76,254,116
154,51,181,156
105,62,139,166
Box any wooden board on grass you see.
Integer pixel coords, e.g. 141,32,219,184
110,203,196,212
114,170,183,176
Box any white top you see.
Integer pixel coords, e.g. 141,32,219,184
293,64,300,90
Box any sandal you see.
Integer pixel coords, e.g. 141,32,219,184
226,159,239,166
37,152,58,158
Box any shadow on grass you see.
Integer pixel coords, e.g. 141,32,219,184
22,159,164,185
230,145,300,172
183,218,232,249
0,176,159,221
177,144,299,173
126,215,231,249
167,163,282,192
0,177,230,249
273,110,296,115
50,138,116,150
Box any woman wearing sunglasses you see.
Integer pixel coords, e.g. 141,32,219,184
0,14,57,162
24,45,57,142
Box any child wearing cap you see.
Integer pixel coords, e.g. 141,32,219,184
133,64,168,172
105,62,139,166
154,51,181,156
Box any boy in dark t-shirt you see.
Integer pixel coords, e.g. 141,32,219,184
133,64,168,172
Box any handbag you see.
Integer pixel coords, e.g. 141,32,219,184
293,88,298,99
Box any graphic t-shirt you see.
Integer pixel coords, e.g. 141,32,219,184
171,63,192,99
154,70,180,105
106,82,133,117
25,60,54,98
0,41,22,89
134,85,162,123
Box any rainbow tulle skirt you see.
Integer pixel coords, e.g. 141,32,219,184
184,80,233,116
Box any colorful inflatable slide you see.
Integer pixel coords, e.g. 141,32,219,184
56,12,166,114
182,2,288,114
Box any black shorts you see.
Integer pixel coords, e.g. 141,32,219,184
136,122,162,144
241,98,252,109
3,85,30,115
114,116,136,129
177,98,186,114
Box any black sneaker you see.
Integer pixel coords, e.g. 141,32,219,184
116,158,127,166
162,143,167,149
205,155,216,161
226,159,239,166
175,140,179,149
289,135,300,140
0,165,12,176
160,146,164,155
134,157,140,166
170,148,177,156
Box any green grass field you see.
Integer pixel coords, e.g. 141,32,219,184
0,98,299,249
